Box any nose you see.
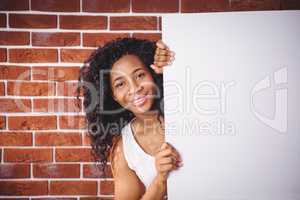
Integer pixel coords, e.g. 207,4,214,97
128,79,143,95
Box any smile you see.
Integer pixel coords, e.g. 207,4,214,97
133,95,147,107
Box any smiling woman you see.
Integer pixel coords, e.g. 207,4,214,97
77,37,182,200
110,54,158,114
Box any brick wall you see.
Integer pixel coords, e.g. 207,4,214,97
0,0,299,199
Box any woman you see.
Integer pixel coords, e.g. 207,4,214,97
78,37,183,199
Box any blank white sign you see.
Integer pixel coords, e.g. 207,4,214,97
162,11,300,200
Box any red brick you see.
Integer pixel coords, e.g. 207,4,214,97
0,82,4,96
0,132,32,146
8,115,57,130
56,148,94,162
32,66,80,81
9,49,58,63
35,132,82,146
110,16,157,30
0,48,7,62
83,164,112,178
33,98,81,113
61,49,93,63
80,198,112,200
7,81,55,96
32,197,77,200
0,98,31,112
50,181,97,195
0,0,29,11
60,15,107,30
132,33,162,42
0,164,30,178
4,148,53,162
0,181,48,195
33,163,80,178
281,0,300,9
0,14,6,27
80,198,113,200
0,65,30,80
132,0,179,12
57,82,84,97
0,116,5,129
159,16,162,31
0,31,29,45
83,132,92,146
9,14,57,28
35,198,75,200
32,32,80,47
181,0,230,12
31,0,80,12
99,180,114,195
230,0,281,11
83,33,130,47
59,115,87,129
82,0,130,12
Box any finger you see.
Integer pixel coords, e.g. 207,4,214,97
159,164,173,172
159,50,175,57
160,162,180,172
157,146,172,157
163,143,182,162
158,149,180,162
154,54,171,62
154,61,172,68
158,157,173,165
150,64,163,74
155,49,175,58
156,40,169,50
166,143,182,162
160,142,168,150
155,49,171,56
155,55,175,64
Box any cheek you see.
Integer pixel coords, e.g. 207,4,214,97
112,89,129,106
143,78,157,93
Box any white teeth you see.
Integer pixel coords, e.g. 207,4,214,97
134,95,144,100
133,96,146,106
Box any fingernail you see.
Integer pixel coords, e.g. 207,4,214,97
178,162,183,167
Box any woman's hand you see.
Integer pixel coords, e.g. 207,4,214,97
150,40,175,74
154,142,183,183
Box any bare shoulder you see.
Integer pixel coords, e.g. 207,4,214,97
110,135,145,200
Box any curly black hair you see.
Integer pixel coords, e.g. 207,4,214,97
76,37,164,177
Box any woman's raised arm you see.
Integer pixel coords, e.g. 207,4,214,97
110,137,168,200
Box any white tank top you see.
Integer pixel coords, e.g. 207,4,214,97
121,117,168,199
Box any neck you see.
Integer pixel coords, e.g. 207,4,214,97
133,111,164,135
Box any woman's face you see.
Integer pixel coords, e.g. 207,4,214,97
110,54,158,114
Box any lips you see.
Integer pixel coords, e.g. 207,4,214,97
132,95,147,107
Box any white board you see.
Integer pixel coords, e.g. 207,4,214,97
162,11,300,200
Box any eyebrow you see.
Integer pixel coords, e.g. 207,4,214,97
112,67,144,84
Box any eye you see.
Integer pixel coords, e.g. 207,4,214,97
136,72,145,79
115,81,125,89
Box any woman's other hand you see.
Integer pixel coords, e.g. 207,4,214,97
154,142,183,183
150,40,175,74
